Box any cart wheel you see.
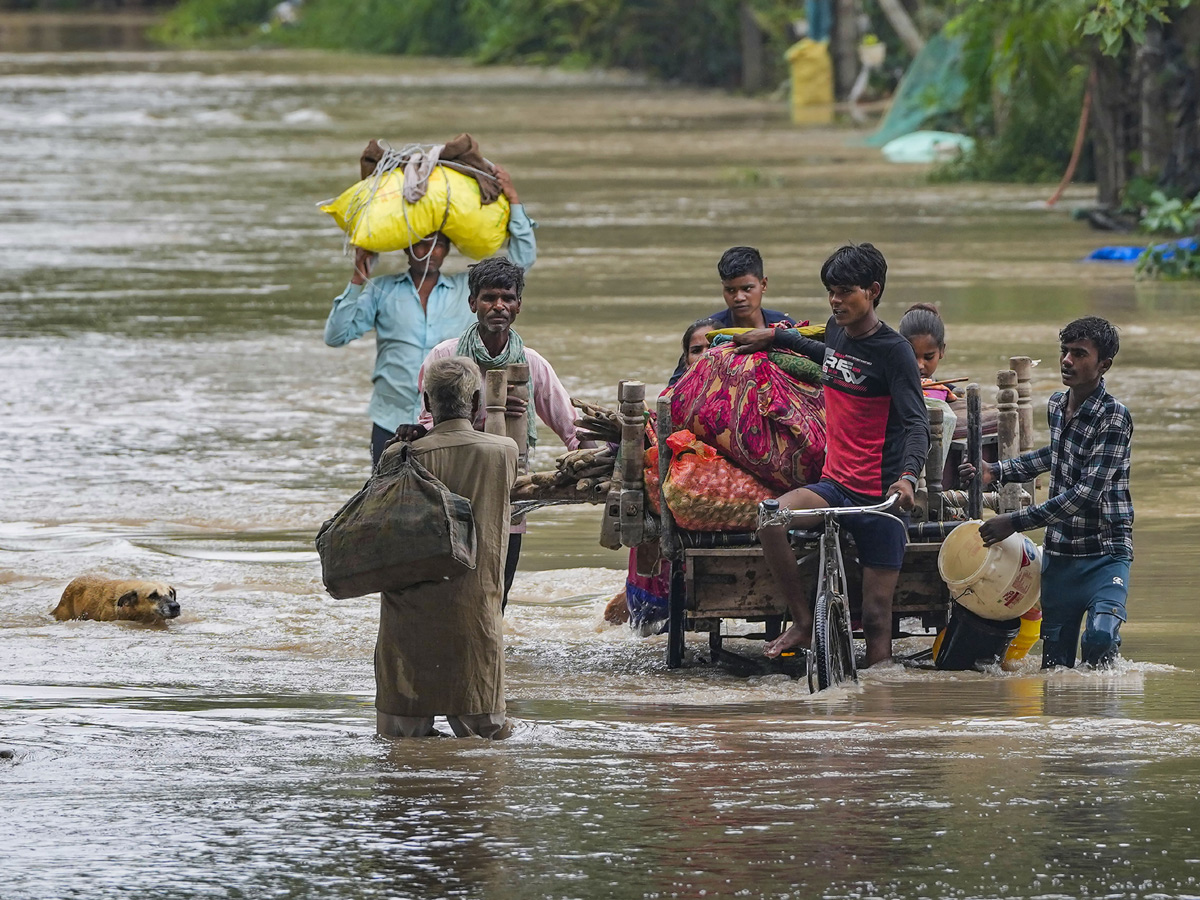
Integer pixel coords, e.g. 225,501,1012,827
666,563,686,669
810,590,858,692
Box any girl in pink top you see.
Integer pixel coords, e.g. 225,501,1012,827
899,302,959,400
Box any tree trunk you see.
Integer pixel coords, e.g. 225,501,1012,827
876,0,924,57
832,0,860,101
1090,50,1133,208
738,1,766,93
1138,21,1171,177
1162,6,1200,197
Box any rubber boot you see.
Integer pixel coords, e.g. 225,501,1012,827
1081,613,1123,668
1040,638,1075,670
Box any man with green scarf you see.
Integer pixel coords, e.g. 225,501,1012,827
398,257,589,608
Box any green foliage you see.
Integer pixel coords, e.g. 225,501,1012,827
719,166,784,188
948,0,1090,125
464,0,791,88
1081,0,1193,56
930,70,1092,182
281,0,479,56
151,0,274,45
1119,175,1161,213
1136,240,1200,279
155,0,798,89
1140,190,1200,234
1134,186,1200,278
935,1,1091,183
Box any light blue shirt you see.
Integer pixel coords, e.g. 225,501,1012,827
324,205,537,432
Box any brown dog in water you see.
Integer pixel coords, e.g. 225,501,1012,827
52,575,180,624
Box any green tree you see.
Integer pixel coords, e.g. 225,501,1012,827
942,0,1198,203
1082,0,1199,206
941,0,1091,183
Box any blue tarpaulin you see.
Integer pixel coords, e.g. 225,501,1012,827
1085,238,1198,263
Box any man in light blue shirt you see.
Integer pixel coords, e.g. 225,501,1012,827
324,166,537,464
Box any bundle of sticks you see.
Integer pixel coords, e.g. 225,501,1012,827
572,398,622,444
510,445,615,503
509,399,630,504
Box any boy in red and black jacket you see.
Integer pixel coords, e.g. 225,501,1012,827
733,242,929,667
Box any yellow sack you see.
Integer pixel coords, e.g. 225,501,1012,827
785,38,834,125
321,165,511,259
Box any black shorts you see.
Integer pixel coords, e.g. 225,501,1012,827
806,480,908,570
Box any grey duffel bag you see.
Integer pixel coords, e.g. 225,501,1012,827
316,443,477,598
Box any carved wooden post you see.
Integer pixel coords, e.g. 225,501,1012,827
618,381,646,548
1009,355,1035,502
656,396,677,560
966,383,983,520
925,404,944,522
599,381,626,550
503,363,530,474
997,369,1021,514
484,368,508,437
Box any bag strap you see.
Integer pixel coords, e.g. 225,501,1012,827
374,441,412,476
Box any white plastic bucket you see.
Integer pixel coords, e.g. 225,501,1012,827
937,521,1042,620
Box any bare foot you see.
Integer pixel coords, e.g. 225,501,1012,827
603,592,630,626
764,624,809,658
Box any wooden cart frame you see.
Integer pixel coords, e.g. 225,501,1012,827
598,358,1039,671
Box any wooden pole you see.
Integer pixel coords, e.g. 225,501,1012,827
618,381,646,548
925,404,944,522
656,396,686,669
966,383,983,520
656,396,677,561
504,363,530,474
1009,356,1034,454
599,381,626,550
484,369,508,437
996,370,1021,514
1009,355,1036,503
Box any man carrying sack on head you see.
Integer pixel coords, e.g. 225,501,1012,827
375,356,518,739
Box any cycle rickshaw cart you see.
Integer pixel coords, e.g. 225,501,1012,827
597,357,1039,690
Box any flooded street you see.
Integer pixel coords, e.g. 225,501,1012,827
3,45,1200,899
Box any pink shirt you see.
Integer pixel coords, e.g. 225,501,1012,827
417,340,586,532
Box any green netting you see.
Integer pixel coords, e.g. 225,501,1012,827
861,32,966,147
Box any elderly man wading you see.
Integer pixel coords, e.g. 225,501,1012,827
375,356,518,739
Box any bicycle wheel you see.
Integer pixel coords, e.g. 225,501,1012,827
810,590,858,692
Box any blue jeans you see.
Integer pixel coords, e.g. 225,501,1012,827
1040,553,1130,668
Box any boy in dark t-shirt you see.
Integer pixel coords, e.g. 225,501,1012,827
668,246,795,385
732,242,929,667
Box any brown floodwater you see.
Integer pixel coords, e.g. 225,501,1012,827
2,42,1200,900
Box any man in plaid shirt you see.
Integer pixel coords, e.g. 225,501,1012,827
962,317,1133,668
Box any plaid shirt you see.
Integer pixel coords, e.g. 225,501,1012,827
990,379,1133,559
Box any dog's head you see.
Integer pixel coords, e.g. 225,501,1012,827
115,583,180,623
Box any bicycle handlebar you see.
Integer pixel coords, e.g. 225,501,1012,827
757,493,902,530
